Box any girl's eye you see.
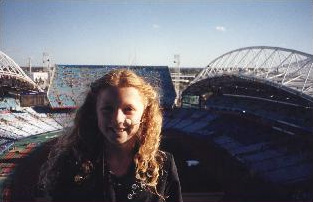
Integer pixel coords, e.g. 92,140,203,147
124,107,134,112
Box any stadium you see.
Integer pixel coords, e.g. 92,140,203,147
0,46,312,201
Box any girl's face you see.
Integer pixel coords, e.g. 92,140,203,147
96,87,145,146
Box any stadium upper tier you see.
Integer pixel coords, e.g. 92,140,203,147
47,65,176,109
184,75,313,107
191,46,313,100
183,75,313,132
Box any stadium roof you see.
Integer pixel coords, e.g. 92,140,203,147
191,46,313,100
0,51,40,91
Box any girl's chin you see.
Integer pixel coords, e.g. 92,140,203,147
107,135,137,147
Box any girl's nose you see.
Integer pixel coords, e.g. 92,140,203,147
112,108,127,126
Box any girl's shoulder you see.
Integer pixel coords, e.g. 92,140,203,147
156,151,183,202
157,150,177,177
157,150,175,164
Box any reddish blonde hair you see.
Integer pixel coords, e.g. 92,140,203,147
40,69,165,196
92,69,164,192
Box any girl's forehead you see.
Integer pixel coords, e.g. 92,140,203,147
97,87,146,105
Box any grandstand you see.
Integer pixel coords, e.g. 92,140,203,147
48,65,176,109
0,46,313,201
163,107,313,201
179,46,313,201
0,51,62,154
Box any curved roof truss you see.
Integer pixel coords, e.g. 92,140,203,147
0,51,40,90
192,46,313,99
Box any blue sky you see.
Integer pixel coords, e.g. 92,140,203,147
0,0,312,67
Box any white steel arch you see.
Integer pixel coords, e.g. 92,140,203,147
0,51,40,90
192,46,313,98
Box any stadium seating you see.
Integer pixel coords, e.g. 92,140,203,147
205,95,312,129
0,139,14,155
164,107,313,192
47,65,176,109
163,108,217,134
0,97,63,140
48,112,75,128
0,98,20,110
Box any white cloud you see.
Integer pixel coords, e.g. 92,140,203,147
215,26,226,32
152,24,160,29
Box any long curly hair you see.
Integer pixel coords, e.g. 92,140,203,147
39,69,164,196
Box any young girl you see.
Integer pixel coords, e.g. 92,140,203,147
39,69,183,202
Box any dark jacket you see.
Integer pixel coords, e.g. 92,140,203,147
49,151,182,202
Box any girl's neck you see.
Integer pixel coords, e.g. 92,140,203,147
105,139,136,177
106,137,136,158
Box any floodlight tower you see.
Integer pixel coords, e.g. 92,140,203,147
43,52,50,71
28,57,32,73
43,52,52,86
174,54,181,105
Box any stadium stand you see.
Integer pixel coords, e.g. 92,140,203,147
163,108,313,201
183,75,313,130
0,132,59,202
0,93,63,168
0,107,62,140
48,65,176,109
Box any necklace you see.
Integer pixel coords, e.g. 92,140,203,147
102,147,146,200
